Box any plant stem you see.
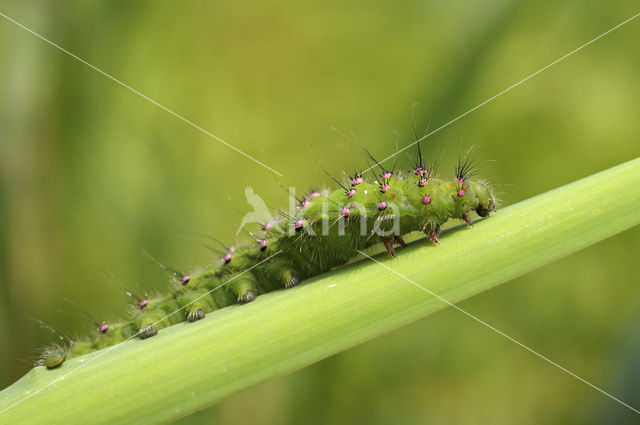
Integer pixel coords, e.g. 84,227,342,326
1,157,639,425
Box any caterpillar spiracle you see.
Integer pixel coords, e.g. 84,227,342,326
37,148,496,369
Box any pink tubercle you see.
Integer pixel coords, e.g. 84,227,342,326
352,176,364,185
301,200,310,208
418,178,427,187
139,299,149,309
309,191,321,199
377,201,388,210
347,188,356,198
228,246,235,254
380,183,389,193
341,207,350,217
458,189,465,197
381,171,392,179
223,253,232,264
263,222,272,231
415,167,425,176
181,275,190,285
422,196,431,204
295,220,303,229
457,178,464,185
259,239,267,250
99,324,109,334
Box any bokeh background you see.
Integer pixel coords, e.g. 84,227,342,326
1,1,639,424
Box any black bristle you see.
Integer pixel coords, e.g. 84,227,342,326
455,156,476,183
321,166,348,191
140,248,186,282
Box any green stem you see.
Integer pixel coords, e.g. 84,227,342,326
2,158,639,425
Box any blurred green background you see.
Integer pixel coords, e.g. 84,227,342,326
1,1,639,424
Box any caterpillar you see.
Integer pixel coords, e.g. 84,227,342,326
37,147,496,369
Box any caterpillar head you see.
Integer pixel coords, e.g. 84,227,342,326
470,180,496,217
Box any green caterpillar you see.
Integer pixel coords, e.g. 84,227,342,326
38,149,496,369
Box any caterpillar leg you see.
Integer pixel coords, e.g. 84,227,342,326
382,235,407,256
188,309,205,322
140,325,158,339
461,214,473,227
132,296,181,338
135,310,164,338
279,268,300,288
285,275,300,288
134,311,162,338
262,259,301,289
383,238,395,257
227,276,259,304
176,290,217,322
428,226,440,245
